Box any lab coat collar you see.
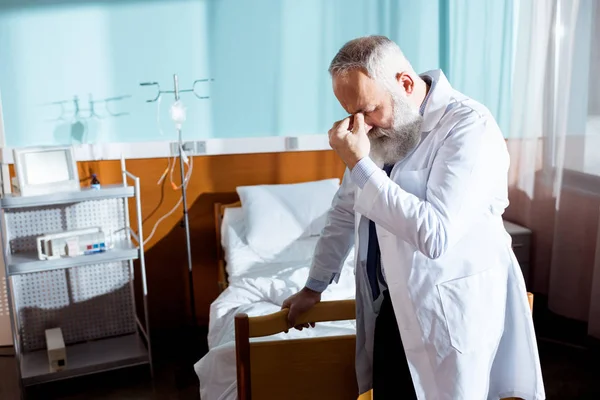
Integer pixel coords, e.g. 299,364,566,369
419,69,453,133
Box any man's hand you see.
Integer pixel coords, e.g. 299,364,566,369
328,113,371,170
281,287,322,332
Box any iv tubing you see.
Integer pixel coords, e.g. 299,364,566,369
143,89,195,247
143,155,193,247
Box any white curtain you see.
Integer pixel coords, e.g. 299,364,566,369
586,0,600,339
506,0,600,338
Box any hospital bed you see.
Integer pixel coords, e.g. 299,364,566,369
195,192,358,400
197,193,534,400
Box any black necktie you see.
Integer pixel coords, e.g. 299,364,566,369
366,164,394,300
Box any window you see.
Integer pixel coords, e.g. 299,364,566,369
562,0,600,176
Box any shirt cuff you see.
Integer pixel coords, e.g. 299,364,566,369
305,277,329,293
351,157,380,189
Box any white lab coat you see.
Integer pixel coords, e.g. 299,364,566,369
309,70,545,399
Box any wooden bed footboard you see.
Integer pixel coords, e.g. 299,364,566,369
234,294,535,400
234,300,370,400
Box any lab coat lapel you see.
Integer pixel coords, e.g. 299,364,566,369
420,69,454,133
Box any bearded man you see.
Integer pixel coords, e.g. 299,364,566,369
282,36,545,400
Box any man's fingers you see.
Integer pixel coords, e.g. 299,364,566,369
329,118,346,137
309,322,316,328
287,306,297,327
328,117,355,147
294,323,310,331
332,117,350,130
351,113,365,134
337,117,351,132
288,307,312,331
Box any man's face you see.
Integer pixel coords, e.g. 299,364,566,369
332,69,423,165
332,69,394,133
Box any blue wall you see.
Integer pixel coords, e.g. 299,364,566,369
207,0,443,140
0,0,514,147
0,0,211,146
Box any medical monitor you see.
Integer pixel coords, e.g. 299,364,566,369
13,146,80,196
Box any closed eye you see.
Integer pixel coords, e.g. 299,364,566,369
364,106,378,116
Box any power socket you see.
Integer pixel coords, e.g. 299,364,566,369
285,137,299,151
194,141,207,154
170,141,206,156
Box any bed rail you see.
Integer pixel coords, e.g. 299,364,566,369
241,299,355,338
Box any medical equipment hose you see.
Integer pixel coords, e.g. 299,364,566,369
143,155,193,247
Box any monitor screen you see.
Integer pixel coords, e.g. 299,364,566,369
23,150,72,185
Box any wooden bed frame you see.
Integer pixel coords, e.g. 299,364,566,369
234,295,534,400
215,200,534,400
214,200,241,292
235,300,368,400
214,200,371,399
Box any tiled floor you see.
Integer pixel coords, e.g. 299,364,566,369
1,304,600,399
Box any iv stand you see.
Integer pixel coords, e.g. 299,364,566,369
140,74,212,327
173,74,196,326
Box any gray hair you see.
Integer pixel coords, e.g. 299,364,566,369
328,35,409,84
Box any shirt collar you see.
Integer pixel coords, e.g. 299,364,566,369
418,69,453,132
419,76,433,116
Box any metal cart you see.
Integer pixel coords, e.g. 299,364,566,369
1,158,152,398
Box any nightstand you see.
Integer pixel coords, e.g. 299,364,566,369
503,220,532,287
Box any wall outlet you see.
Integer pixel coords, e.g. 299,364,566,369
195,141,207,154
285,137,299,150
170,141,206,156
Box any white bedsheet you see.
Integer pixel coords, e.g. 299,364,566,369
195,242,357,400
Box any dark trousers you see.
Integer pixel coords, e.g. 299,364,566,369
373,290,417,399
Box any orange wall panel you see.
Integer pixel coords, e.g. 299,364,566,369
23,151,346,330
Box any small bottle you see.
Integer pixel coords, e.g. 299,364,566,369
90,174,101,190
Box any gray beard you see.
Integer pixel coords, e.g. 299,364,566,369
368,94,423,166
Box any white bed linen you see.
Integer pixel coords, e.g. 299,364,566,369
195,208,357,400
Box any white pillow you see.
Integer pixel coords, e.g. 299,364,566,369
236,178,340,259
221,207,322,278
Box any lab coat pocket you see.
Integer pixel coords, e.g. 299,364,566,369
437,267,506,354
395,168,429,200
